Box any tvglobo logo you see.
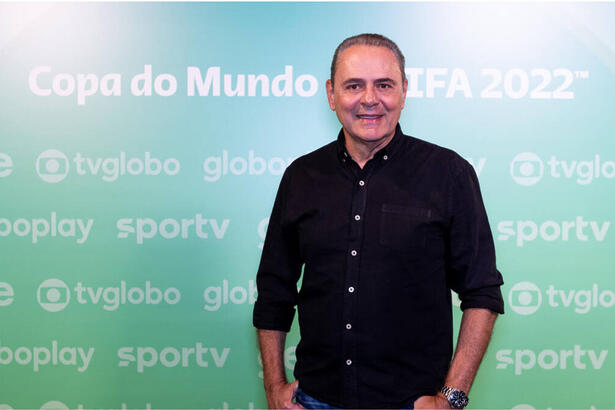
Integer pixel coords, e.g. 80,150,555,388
35,149,180,183
39,401,69,410
496,345,608,375
510,152,615,186
508,282,541,315
36,279,180,312
497,216,610,246
508,281,615,315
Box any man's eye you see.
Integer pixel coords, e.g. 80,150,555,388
347,84,360,90
377,83,392,89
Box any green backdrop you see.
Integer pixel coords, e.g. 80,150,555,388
1,2,614,409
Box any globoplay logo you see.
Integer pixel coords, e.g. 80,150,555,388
35,149,180,183
508,281,615,315
0,340,94,372
36,279,180,312
510,152,615,186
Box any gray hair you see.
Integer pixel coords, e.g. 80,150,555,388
330,33,406,87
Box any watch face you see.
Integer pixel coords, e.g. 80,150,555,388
450,390,469,409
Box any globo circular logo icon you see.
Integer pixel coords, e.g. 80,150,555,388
508,281,542,315
37,279,70,312
36,149,69,183
40,401,69,410
510,152,544,186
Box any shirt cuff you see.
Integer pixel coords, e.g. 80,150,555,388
253,300,296,332
458,285,505,314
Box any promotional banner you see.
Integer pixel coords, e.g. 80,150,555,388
1,2,614,408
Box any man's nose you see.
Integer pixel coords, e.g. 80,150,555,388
360,85,378,106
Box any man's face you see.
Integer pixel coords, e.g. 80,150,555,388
326,45,408,146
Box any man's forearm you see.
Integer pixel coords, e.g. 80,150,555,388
444,308,498,393
258,329,288,392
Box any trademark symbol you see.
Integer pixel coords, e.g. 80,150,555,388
575,70,589,79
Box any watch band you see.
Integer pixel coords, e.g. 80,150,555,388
440,386,469,409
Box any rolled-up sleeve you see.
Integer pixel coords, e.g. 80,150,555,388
447,157,505,314
253,166,303,331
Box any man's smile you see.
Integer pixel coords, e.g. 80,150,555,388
356,114,383,119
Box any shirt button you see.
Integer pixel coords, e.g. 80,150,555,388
350,250,357,256
358,180,365,186
348,286,355,293
346,359,352,365
346,323,352,330
354,214,361,221
383,155,388,160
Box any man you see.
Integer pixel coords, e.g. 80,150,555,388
253,33,504,409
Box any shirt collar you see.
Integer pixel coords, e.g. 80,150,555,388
336,123,403,164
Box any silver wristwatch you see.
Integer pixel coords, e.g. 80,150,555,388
440,386,469,409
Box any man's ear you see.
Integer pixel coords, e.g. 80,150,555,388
326,79,336,111
401,77,408,109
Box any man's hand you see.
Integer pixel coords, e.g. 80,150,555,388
265,380,304,409
258,330,304,409
414,393,451,409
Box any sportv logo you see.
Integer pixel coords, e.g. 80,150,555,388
37,279,180,312
118,342,230,373
203,150,294,182
35,149,180,183
511,152,615,186
117,214,230,244
497,216,610,246
0,340,94,372
509,281,615,315
496,345,608,375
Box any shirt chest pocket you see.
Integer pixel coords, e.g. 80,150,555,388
379,204,437,251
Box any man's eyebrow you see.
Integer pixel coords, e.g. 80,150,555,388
341,77,397,84
374,78,396,83
342,78,366,85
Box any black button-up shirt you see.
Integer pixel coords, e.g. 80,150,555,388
253,125,504,408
